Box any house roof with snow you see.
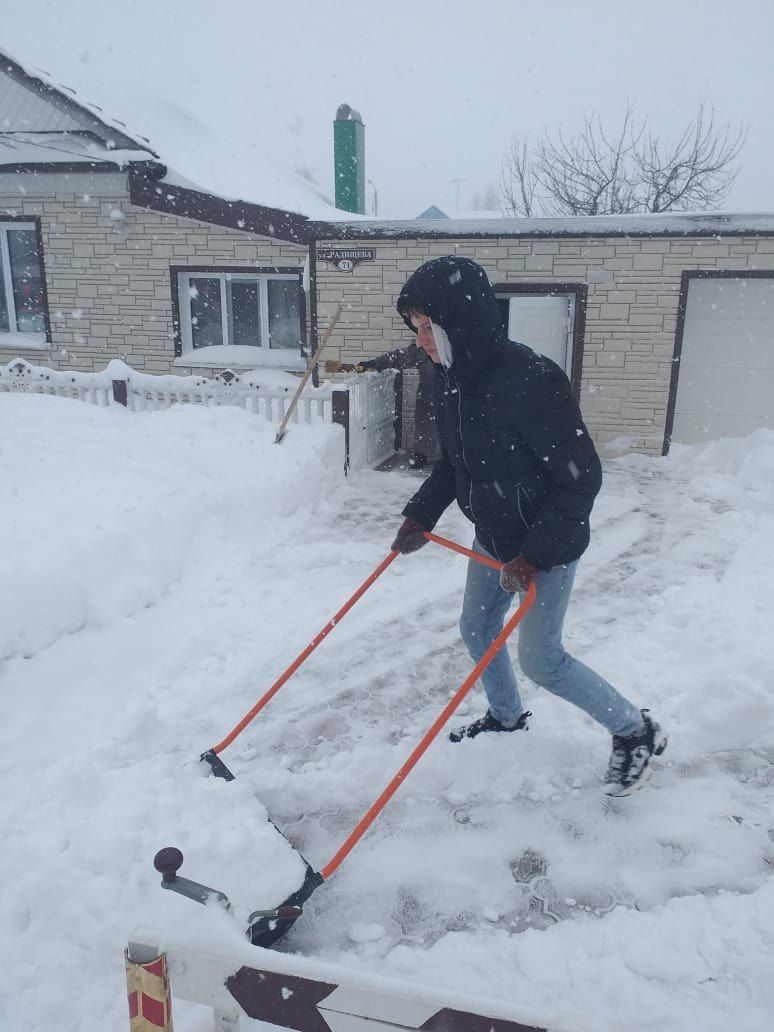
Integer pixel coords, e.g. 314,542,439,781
2,48,774,246
0,51,158,164
311,210,774,239
0,46,353,240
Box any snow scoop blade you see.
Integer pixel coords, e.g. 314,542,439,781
247,863,324,947
201,749,235,781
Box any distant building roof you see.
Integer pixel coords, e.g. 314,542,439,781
416,205,449,219
416,205,505,220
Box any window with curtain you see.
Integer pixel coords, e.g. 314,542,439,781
0,223,46,335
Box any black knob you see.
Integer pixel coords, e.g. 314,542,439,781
154,847,184,882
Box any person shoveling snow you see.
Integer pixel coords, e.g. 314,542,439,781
390,256,667,796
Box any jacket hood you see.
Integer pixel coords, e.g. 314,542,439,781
396,256,505,385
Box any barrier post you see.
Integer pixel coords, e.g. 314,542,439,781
125,946,174,1031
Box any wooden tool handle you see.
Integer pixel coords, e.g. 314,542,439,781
275,304,343,443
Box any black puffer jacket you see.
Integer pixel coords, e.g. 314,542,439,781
397,257,602,570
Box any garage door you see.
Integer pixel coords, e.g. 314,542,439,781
671,276,774,444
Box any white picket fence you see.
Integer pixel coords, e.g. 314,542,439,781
0,358,399,471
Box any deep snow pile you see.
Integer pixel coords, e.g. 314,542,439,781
0,395,342,662
1,393,773,1032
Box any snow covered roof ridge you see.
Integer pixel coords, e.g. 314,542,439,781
0,47,159,157
310,209,774,238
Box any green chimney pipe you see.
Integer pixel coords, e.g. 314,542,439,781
334,104,365,214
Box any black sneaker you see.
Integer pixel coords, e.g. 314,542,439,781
449,709,531,743
604,710,667,796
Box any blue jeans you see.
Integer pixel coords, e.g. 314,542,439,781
459,539,643,735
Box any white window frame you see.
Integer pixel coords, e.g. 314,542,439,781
0,221,46,339
178,270,304,368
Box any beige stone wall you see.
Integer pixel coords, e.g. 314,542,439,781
317,235,774,454
3,174,773,458
0,173,306,376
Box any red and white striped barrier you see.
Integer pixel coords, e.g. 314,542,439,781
124,946,174,1031
127,930,553,1032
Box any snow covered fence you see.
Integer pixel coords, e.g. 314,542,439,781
0,356,333,420
127,931,550,1032
0,357,398,470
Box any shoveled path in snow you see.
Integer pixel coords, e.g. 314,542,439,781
2,410,773,1032
234,460,774,949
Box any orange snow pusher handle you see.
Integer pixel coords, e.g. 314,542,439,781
201,549,400,779
245,533,535,946
190,533,535,947
320,562,534,879
202,531,519,777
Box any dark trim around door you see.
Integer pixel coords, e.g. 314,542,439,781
493,281,587,398
307,239,319,385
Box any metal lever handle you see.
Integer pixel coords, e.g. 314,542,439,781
153,847,232,912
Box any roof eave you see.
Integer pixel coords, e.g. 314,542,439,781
309,214,774,240
0,50,159,157
0,158,166,176
128,165,311,245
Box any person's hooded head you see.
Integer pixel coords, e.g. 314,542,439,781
396,256,505,385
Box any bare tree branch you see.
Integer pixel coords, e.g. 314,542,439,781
635,104,746,212
500,137,537,216
499,103,746,217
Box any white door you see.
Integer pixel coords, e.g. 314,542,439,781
507,295,573,374
672,277,774,444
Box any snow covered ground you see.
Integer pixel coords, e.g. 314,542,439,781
1,392,773,1032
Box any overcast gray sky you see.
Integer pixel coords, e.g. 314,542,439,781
3,0,772,217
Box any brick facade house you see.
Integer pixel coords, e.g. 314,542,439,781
2,51,772,457
312,223,774,454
